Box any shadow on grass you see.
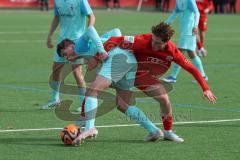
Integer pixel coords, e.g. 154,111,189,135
175,123,240,128
0,137,64,147
0,136,164,146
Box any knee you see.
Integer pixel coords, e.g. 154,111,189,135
117,103,128,113
188,51,197,58
157,94,170,104
85,88,98,97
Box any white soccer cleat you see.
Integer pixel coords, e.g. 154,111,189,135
41,100,60,110
164,130,184,142
72,127,98,146
162,76,177,83
144,129,164,142
197,48,208,57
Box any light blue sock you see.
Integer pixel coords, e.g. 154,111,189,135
170,63,181,79
78,87,86,106
85,26,106,53
125,106,158,133
84,96,98,131
50,81,60,102
191,56,206,77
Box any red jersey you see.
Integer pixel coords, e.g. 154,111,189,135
196,0,213,13
104,34,209,91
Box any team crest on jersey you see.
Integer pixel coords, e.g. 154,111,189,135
124,36,135,43
119,36,134,50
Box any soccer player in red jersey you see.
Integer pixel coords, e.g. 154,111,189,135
196,0,213,57
103,22,216,142
60,22,216,144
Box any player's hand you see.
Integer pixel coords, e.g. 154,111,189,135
87,57,99,71
47,37,54,49
95,52,109,61
204,8,210,14
66,55,80,62
192,27,198,35
203,90,217,104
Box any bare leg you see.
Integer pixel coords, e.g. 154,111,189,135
71,64,86,88
144,84,172,118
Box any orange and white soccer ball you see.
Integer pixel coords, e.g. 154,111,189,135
60,124,80,145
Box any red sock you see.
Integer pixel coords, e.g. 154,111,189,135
162,116,173,131
81,98,86,117
197,41,203,50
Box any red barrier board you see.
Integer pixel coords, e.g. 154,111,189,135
0,0,53,8
0,0,239,12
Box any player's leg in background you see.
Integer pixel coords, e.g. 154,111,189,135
197,29,208,57
42,62,64,109
40,0,44,11
187,50,207,80
71,64,86,112
163,49,185,83
116,88,162,141
113,0,120,9
197,15,208,57
105,0,111,10
45,0,49,11
51,62,64,102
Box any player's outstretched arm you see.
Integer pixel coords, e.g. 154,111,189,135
173,47,217,103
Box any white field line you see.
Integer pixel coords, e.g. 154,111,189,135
0,31,48,34
0,118,240,133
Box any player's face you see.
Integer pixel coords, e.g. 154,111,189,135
151,34,167,51
61,44,76,59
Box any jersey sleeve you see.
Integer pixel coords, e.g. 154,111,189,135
189,0,200,27
80,0,93,16
103,35,144,52
172,46,209,91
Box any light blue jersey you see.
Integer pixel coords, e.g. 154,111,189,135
165,0,199,51
165,0,200,36
53,0,92,63
54,0,93,43
74,28,137,90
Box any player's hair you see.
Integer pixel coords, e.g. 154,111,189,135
57,39,75,57
151,22,175,42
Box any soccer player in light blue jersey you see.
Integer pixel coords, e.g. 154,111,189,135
57,29,163,143
163,0,208,83
42,0,96,110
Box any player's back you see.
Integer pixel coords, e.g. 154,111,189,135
133,34,176,75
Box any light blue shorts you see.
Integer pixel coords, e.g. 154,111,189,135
98,47,137,90
178,34,196,51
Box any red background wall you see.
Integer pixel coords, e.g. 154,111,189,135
0,0,239,12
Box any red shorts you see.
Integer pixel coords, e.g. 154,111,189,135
134,72,161,91
198,14,208,31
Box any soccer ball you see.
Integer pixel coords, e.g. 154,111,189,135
60,124,80,145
